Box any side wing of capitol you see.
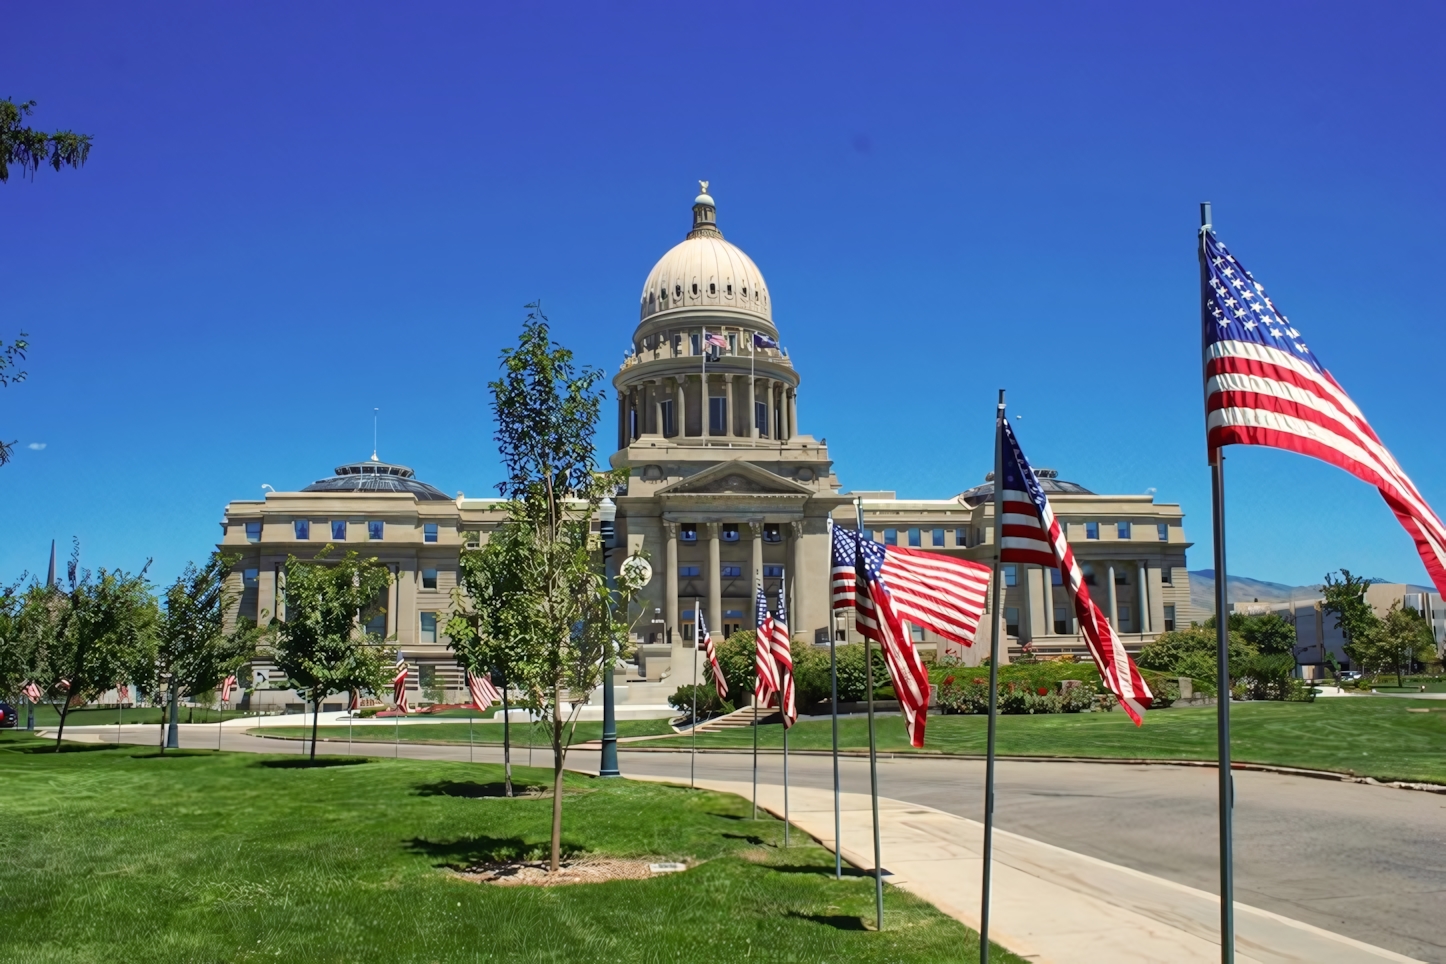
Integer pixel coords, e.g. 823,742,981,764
218,187,1196,707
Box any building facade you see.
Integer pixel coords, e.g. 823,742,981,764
219,185,1196,701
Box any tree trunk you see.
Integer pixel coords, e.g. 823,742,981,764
550,683,564,873
310,697,321,762
158,694,168,752
55,700,69,751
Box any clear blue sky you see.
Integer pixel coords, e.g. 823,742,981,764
3,1,1443,590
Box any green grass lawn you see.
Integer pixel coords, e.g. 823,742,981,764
648,698,1446,785
19,704,251,726
252,718,677,745
0,733,1017,963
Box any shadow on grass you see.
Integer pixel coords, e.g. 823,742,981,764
406,835,586,868
787,911,868,931
769,864,875,879
254,758,371,769
415,779,547,799
14,741,119,755
722,832,767,846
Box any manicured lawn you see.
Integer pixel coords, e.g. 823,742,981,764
647,698,1446,785
252,718,677,745
0,733,1014,963
21,705,251,726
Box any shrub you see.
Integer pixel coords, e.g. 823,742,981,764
935,678,991,714
668,683,733,723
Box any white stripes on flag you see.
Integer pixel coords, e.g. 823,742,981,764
392,660,410,713
467,670,501,709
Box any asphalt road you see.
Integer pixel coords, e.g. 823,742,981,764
71,724,1446,962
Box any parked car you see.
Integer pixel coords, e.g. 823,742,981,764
0,700,17,728
1337,671,1363,683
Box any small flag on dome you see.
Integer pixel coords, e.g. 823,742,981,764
752,332,778,349
704,332,729,350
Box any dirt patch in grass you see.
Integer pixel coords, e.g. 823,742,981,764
449,858,680,887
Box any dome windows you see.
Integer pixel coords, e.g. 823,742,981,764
675,284,682,300
708,282,716,295
691,282,698,296
726,283,733,298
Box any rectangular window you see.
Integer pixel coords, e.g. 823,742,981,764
245,521,262,543
975,526,983,545
763,523,782,543
721,564,742,578
331,520,347,541
690,333,700,355
1163,604,1176,632
884,529,898,546
910,624,925,642
763,564,784,578
709,396,728,434
368,520,384,541
1118,604,1132,629
1051,568,1063,586
366,609,386,637
722,524,739,542
907,527,921,547
1003,564,1017,587
1005,607,1020,638
679,565,700,577
1055,617,1070,634
1115,569,1128,585
422,568,438,590
661,399,676,437
1160,567,1173,585
956,527,967,547
932,528,945,547
681,523,697,542
755,401,768,436
1117,521,1131,540
424,523,438,543
419,612,437,644
1085,522,1099,540
1157,522,1168,542
293,520,309,540
1082,563,1097,586
243,568,259,589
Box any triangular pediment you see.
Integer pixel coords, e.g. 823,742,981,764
657,460,813,497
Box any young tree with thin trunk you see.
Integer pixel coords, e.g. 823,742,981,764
142,553,259,752
474,305,635,872
268,547,394,761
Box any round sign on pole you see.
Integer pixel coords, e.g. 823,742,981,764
253,669,267,687
620,555,653,589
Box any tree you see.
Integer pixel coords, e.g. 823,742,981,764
1,99,92,183
1354,602,1435,687
19,546,158,749
1137,625,1255,692
146,554,259,752
0,581,32,703
268,547,394,761
470,306,628,872
1322,569,1381,670
0,332,27,467
1229,612,1297,657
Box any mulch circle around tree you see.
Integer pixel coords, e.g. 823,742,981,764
450,858,685,887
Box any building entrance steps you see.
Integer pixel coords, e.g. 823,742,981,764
627,776,1421,964
688,704,780,733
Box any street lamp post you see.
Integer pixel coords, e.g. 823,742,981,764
598,498,621,778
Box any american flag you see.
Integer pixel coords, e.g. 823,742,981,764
753,588,779,705
392,657,410,713
467,669,500,709
117,683,131,704
23,681,41,702
1203,230,1446,595
705,331,729,350
348,689,360,711
220,675,236,704
831,526,991,747
998,420,1153,724
770,576,796,728
696,608,728,702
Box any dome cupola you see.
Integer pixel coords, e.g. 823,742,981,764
638,182,772,325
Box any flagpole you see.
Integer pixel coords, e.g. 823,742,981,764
1201,199,1236,964
501,667,513,797
752,597,760,820
828,518,842,880
691,599,699,790
980,388,1006,964
855,496,884,933
469,695,475,765
780,569,790,848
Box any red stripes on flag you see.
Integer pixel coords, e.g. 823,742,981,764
392,660,410,713
467,670,501,709
699,624,728,702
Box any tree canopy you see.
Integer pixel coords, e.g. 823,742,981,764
1,99,92,183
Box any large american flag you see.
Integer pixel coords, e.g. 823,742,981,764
770,577,796,728
753,588,779,705
1203,230,1446,595
219,675,236,704
998,420,1153,724
696,608,728,702
23,681,41,702
392,657,410,713
467,669,500,709
831,525,991,747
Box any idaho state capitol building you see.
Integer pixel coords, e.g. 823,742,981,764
219,186,1195,705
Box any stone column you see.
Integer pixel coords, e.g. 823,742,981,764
258,562,278,628
652,380,664,437
706,523,722,642
1019,565,1034,643
1147,563,1166,636
1106,564,1119,629
676,376,688,438
1137,560,1150,634
749,370,759,438
788,388,798,439
749,521,764,622
617,391,627,449
665,523,679,641
702,374,711,440
789,520,805,631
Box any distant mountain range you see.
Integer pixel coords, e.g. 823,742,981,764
1187,570,1322,614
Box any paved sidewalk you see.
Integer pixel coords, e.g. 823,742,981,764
632,775,1421,964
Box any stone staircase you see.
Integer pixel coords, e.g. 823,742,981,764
689,704,780,734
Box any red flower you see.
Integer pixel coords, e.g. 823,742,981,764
943,676,956,687
1037,687,1049,696
973,678,987,685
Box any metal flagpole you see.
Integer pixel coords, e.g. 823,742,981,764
117,694,123,747
348,694,353,756
501,668,513,797
855,496,884,932
469,694,475,764
980,389,1006,964
691,600,700,789
217,697,224,751
828,518,842,879
781,569,790,848
1201,199,1235,963
752,594,760,819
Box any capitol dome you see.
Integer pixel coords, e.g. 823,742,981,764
638,183,772,325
